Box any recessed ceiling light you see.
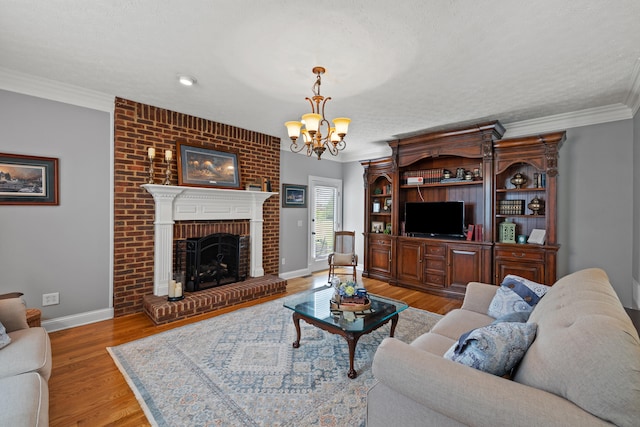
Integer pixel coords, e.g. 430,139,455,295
178,75,196,86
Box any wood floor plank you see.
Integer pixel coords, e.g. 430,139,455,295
48,272,462,426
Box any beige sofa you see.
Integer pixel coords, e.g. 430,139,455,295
0,294,51,426
368,268,640,426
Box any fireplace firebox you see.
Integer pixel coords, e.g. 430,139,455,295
176,233,249,292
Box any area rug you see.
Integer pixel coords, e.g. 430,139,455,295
107,295,442,427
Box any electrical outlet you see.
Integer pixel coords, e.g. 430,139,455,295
42,292,59,306
281,258,286,265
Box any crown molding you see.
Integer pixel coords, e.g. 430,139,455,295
350,103,635,161
342,145,392,163
337,101,635,162
502,103,633,138
3,68,636,155
0,68,114,113
624,58,640,116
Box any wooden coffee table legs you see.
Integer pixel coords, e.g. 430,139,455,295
291,312,399,379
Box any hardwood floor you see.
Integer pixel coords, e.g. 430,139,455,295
48,272,462,426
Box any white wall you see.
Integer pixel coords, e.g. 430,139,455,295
0,90,113,325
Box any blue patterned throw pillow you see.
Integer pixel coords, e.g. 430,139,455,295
0,321,11,350
487,275,550,320
443,322,537,377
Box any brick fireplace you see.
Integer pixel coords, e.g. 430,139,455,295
113,98,281,317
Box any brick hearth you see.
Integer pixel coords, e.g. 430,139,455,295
143,275,287,325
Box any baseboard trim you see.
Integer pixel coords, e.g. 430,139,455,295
279,268,311,280
42,308,114,332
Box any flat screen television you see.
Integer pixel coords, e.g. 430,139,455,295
404,201,465,238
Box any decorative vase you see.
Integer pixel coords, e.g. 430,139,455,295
510,173,526,189
528,197,544,215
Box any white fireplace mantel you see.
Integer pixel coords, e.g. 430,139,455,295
142,184,277,296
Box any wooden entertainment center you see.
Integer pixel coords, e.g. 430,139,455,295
361,121,565,298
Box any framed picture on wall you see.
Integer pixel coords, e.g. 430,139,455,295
176,141,241,189
0,152,59,205
282,183,307,208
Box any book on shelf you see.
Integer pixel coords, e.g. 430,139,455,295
466,224,475,241
498,199,525,215
533,173,547,188
402,168,444,184
474,224,483,241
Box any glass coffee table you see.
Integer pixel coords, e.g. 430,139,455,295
283,286,408,379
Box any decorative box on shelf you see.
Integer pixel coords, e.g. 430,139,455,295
499,220,517,243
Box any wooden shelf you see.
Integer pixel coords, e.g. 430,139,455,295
496,187,545,193
496,214,545,218
400,180,482,189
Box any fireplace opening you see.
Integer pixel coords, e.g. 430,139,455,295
176,233,249,292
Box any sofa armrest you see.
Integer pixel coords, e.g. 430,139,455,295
460,281,498,315
0,292,24,300
0,296,29,333
372,338,609,426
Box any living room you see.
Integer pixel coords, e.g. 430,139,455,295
1,1,639,329
1,1,640,425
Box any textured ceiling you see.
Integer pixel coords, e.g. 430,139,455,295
1,0,640,161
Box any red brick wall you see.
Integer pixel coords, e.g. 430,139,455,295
113,98,280,317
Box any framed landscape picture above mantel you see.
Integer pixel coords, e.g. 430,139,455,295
177,142,241,189
0,152,59,205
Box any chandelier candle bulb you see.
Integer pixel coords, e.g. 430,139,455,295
332,117,351,137
148,147,155,159
284,121,302,140
301,129,311,144
330,127,340,143
301,113,322,133
165,150,172,161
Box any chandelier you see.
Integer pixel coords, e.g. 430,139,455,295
284,67,351,160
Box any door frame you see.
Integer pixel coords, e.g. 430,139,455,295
308,175,343,273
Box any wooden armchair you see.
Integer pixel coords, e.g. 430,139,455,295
327,231,358,282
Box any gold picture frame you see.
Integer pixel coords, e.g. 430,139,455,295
176,141,241,189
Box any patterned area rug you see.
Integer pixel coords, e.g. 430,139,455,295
108,295,442,427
